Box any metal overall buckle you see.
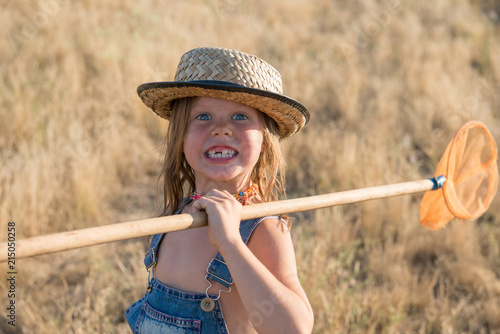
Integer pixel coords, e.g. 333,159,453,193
145,248,156,292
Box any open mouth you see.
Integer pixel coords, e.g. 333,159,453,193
205,149,238,159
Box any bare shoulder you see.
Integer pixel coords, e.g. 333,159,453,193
247,217,298,282
247,216,314,326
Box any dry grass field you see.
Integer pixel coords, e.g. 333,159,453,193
1,0,500,333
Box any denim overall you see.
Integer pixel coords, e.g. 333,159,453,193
125,198,276,333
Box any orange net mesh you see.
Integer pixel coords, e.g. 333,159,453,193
420,121,498,230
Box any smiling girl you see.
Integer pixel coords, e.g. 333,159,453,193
125,47,314,333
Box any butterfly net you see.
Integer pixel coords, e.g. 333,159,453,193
420,121,498,230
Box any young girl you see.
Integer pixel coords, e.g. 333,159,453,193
126,47,314,333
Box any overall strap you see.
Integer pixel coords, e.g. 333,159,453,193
205,216,283,288
144,198,192,270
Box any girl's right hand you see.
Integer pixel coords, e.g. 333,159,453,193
191,189,243,252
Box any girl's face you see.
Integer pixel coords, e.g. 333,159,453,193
184,97,264,192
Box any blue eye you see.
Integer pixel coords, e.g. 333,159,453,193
232,113,248,120
196,113,212,120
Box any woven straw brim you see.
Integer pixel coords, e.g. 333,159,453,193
138,81,309,138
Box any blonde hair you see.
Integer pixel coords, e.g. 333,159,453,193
158,97,286,216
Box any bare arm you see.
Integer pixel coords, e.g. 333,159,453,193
192,190,314,333
221,218,313,333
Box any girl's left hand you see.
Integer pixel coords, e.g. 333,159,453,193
191,189,242,252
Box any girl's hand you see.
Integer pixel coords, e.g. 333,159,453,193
191,189,243,252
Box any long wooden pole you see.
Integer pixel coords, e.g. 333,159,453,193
0,178,440,262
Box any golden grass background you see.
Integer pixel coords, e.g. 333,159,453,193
1,0,500,333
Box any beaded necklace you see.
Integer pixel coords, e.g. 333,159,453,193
190,184,259,205
191,184,259,312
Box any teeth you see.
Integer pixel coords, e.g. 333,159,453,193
206,149,236,158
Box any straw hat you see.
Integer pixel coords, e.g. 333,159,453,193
137,47,309,138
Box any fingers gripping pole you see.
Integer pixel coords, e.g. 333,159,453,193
0,178,442,262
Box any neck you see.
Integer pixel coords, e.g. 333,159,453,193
194,178,253,195
191,184,258,205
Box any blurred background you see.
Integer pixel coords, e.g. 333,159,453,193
1,0,499,333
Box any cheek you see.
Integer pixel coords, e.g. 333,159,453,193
184,125,204,151
183,133,200,163
247,130,264,157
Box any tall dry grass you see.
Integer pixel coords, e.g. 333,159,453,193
1,0,499,333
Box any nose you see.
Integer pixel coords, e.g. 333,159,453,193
211,119,232,137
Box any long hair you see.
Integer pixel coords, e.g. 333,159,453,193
158,97,286,216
